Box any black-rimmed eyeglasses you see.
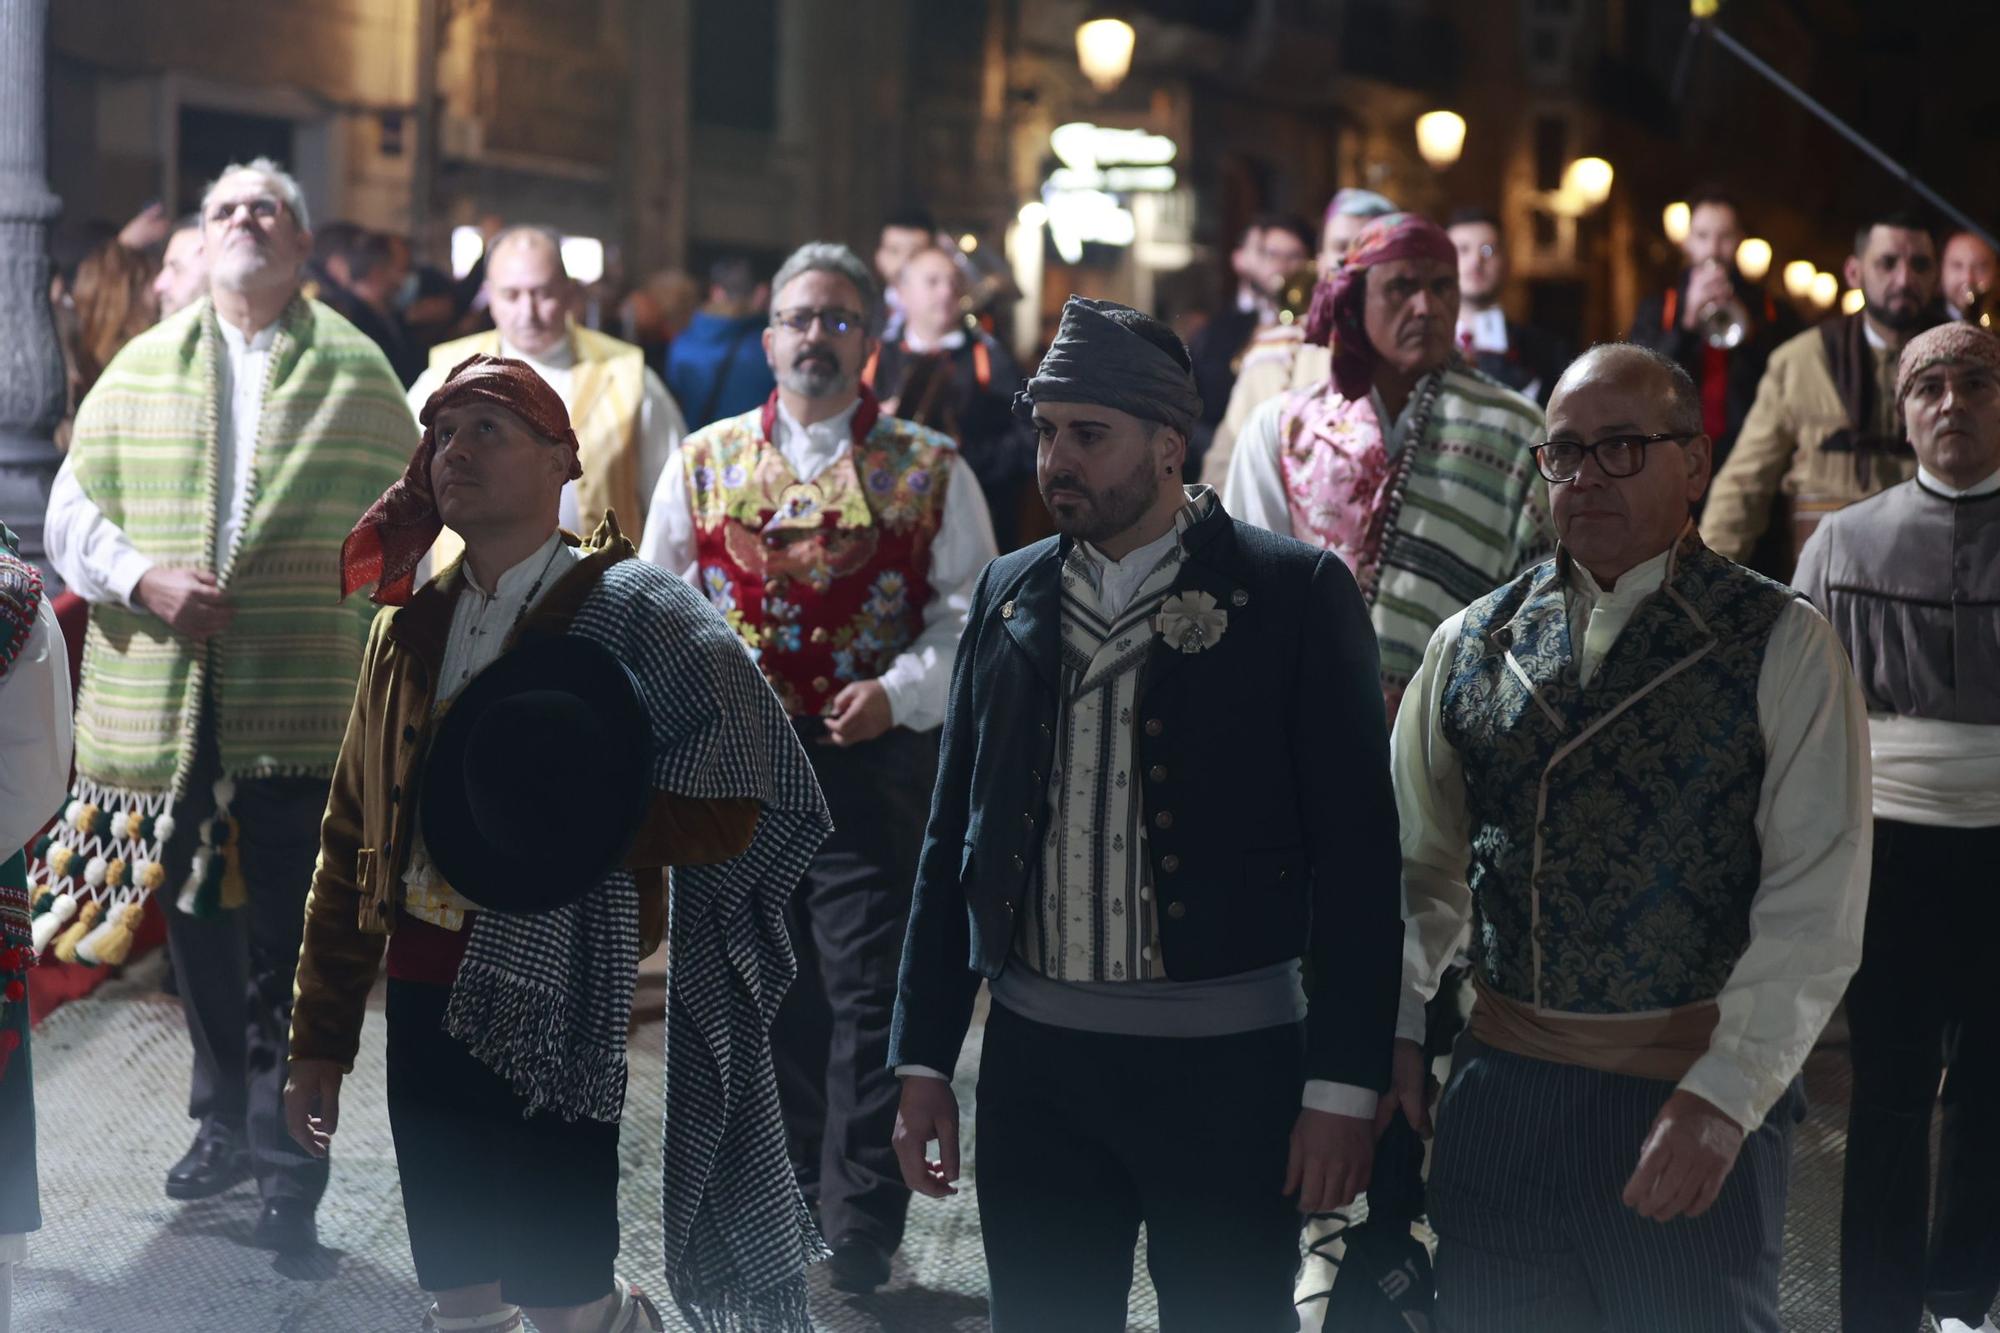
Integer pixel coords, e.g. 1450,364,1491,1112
772,306,864,336
1532,432,1697,483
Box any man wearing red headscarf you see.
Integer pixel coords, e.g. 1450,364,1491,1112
287,354,833,1333
1223,212,1553,719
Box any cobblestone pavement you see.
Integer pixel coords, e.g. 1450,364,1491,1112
14,962,1980,1332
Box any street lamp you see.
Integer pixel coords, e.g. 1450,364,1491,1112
1809,271,1840,309
1782,260,1817,301
1735,238,1772,283
1415,111,1466,170
1663,201,1691,245
1076,12,1135,92
1563,157,1614,209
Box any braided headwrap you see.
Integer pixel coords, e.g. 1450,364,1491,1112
1303,212,1458,401
1897,321,2000,407
339,354,583,605
1014,295,1204,439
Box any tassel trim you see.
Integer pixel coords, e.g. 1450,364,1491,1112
441,961,629,1124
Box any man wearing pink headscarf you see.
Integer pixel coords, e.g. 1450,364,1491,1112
1225,212,1552,718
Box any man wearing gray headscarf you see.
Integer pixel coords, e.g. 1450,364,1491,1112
889,296,1404,1329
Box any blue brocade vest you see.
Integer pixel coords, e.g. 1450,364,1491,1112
1440,537,1796,1014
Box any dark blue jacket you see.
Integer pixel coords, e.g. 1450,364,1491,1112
889,501,1404,1089
666,310,776,430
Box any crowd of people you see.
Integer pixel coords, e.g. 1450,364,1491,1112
1,148,1996,1333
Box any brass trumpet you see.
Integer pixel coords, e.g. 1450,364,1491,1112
1274,260,1320,327
1958,282,2000,330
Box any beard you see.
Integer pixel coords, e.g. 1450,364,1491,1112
1041,445,1162,546
1869,288,1932,333
780,345,853,398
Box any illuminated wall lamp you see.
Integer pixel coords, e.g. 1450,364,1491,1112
1415,111,1466,170
1735,238,1772,283
1663,201,1690,245
1076,14,1136,92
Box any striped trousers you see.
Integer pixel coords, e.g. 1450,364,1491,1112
1428,1037,1802,1333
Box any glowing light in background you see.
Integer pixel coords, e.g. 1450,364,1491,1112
1662,202,1690,245
1075,17,1135,92
1782,260,1817,301
1415,111,1467,169
1735,238,1772,282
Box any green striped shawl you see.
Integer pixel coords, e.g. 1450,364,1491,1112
1279,365,1553,709
68,296,416,795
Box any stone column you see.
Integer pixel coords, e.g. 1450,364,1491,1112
0,0,66,583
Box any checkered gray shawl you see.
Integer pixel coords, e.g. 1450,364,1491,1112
444,557,832,1332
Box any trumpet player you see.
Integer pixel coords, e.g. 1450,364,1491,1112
1627,188,1796,488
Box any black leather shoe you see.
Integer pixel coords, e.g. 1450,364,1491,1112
827,1238,892,1294
251,1199,319,1254
164,1131,250,1201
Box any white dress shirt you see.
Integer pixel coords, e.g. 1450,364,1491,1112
405,334,687,535
46,317,276,607
1456,306,1508,355
1866,464,2000,827
1392,545,1873,1132
0,595,74,857
400,531,582,927
639,397,997,732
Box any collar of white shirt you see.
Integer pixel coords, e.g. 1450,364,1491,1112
218,317,279,356
1918,464,2000,498
463,529,569,600
1569,541,1674,609
499,333,577,375
1457,307,1508,354
774,396,863,481
903,329,968,353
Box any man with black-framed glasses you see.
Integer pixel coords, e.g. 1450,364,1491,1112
1383,342,1870,1330
638,241,997,1293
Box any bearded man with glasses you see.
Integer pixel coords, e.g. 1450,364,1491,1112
638,241,997,1294
1383,342,1871,1331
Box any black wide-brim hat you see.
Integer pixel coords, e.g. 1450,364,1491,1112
420,634,651,914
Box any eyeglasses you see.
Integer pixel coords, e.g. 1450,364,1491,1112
206,197,284,227
1533,432,1696,483
772,306,864,336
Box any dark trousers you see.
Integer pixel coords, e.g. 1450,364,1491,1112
976,1003,1305,1333
385,980,622,1306
771,724,936,1252
1842,819,2000,1331
160,718,330,1205
1429,1037,1799,1333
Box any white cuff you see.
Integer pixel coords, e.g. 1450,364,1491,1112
107,550,155,611
1303,1079,1378,1119
895,1064,951,1081
1678,1049,1781,1136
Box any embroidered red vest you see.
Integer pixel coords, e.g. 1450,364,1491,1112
682,391,955,717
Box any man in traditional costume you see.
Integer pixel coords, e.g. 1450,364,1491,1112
866,244,1033,550
41,157,413,1251
0,525,72,1333
1387,343,1871,1331
407,226,687,566
1226,212,1552,718
286,354,830,1333
1701,211,1939,577
890,295,1403,1331
1204,187,1396,490
1793,323,2000,1333
638,241,996,1293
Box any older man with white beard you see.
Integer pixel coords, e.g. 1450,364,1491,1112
42,157,412,1253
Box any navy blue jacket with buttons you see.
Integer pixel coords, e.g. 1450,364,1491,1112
888,499,1404,1091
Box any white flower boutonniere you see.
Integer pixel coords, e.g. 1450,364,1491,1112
1154,590,1228,654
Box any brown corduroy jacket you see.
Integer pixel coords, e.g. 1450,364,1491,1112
289,517,760,1069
